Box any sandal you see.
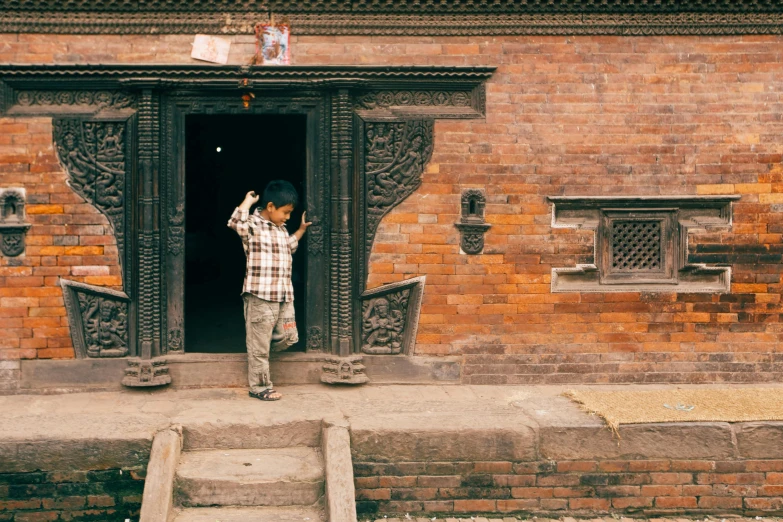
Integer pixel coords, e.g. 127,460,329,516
249,388,281,401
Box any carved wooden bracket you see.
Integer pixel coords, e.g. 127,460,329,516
0,189,31,257
52,116,133,293
548,196,740,293
60,279,131,359
360,276,426,356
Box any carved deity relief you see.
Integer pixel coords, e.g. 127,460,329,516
167,204,185,256
361,290,410,355
53,118,128,280
364,119,434,255
77,293,129,358
61,279,131,359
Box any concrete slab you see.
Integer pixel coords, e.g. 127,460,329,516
0,383,781,473
175,447,324,507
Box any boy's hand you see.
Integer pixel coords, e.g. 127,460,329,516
298,211,313,233
239,191,260,211
293,211,313,242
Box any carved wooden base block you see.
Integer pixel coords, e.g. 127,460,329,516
121,357,171,387
60,279,131,359
321,355,369,385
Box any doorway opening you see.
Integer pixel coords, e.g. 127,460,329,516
184,114,308,353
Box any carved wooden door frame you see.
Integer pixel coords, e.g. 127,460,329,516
0,65,494,384
163,92,329,355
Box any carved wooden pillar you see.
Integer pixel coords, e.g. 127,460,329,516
124,87,170,387
331,89,354,356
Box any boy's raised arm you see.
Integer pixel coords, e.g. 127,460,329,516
227,191,260,241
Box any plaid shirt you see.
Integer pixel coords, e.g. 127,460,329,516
227,207,298,302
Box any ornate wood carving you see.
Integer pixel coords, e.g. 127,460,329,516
60,279,131,359
321,355,369,385
16,90,135,110
167,203,185,256
0,65,491,376
360,119,434,289
52,117,131,288
455,188,491,255
137,89,162,357
122,358,171,387
360,276,425,356
356,90,476,112
0,65,495,87
334,90,354,355
0,189,31,257
548,196,740,293
0,3,780,35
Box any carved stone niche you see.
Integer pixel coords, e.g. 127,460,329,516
60,279,131,359
0,188,31,257
455,188,491,255
548,196,741,293
360,276,426,356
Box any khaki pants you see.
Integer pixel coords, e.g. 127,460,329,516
242,293,298,393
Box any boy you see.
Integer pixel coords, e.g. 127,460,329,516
227,180,310,401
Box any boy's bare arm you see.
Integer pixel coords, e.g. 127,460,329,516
293,211,312,242
227,191,260,240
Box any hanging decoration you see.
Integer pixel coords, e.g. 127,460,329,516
251,15,291,65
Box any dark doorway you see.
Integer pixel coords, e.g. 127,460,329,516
184,114,307,353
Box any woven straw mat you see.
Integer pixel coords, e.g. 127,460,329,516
564,388,783,432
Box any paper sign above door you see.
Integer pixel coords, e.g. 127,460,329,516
191,34,231,65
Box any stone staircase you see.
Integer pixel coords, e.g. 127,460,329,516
139,405,356,522
171,446,326,521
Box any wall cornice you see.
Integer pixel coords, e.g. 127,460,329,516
0,4,781,35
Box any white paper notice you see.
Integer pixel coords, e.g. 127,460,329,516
191,35,231,65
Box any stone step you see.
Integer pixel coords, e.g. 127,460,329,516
173,505,325,521
175,447,324,507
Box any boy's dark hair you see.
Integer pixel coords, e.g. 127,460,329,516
262,180,299,209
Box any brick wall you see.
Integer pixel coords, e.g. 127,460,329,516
0,467,144,522
0,116,122,365
0,32,781,383
354,458,783,518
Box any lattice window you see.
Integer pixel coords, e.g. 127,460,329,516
599,210,676,285
611,221,662,272
548,196,737,293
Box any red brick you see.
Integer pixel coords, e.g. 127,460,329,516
379,476,416,487
698,496,743,509
612,496,654,509
537,474,580,487
568,497,610,511
473,461,512,473
354,477,379,489
557,460,598,472
655,496,698,509
744,497,783,510
641,485,682,497
511,487,554,498
628,460,671,472
497,498,539,511
650,472,694,484
453,499,496,512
